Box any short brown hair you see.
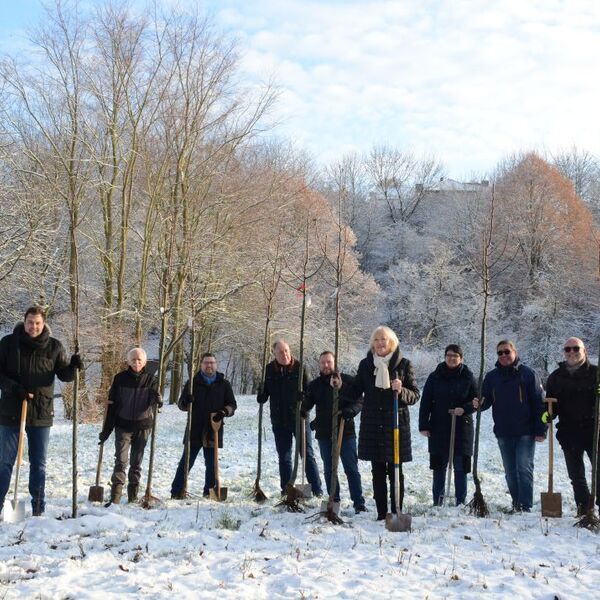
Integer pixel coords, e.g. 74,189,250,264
496,339,517,352
24,306,46,321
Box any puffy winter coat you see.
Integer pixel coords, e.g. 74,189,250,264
178,372,236,448
103,367,159,434
262,359,308,428
0,323,75,427
419,362,476,459
303,373,361,440
546,360,598,449
481,359,546,438
351,348,420,463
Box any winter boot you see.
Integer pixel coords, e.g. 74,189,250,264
127,484,139,503
105,483,123,507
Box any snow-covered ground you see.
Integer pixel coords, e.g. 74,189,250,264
1,395,599,599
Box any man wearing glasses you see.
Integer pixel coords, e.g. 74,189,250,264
545,338,598,516
473,340,546,512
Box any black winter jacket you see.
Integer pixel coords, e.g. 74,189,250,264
0,323,76,427
418,362,476,459
546,360,598,449
178,372,236,448
262,359,308,428
351,348,420,463
303,373,361,440
103,367,159,434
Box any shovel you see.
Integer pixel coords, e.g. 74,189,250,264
541,397,562,518
4,396,29,523
442,409,457,507
296,419,313,498
88,402,110,503
209,413,227,502
385,387,411,532
321,418,345,518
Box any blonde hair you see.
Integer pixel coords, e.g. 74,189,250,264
369,326,399,354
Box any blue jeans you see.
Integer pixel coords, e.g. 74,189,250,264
497,435,536,510
272,422,323,495
171,445,215,497
318,435,365,508
432,454,467,506
0,425,50,515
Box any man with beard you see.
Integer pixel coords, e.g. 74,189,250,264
303,351,366,513
545,337,599,516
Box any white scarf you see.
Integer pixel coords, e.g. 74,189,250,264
373,352,393,389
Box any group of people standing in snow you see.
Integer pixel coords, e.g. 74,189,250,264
0,306,598,521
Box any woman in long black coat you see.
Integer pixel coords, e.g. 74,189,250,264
349,325,420,520
418,344,476,506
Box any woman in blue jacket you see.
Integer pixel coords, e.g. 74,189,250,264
419,344,476,505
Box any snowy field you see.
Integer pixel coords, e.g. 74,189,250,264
1,394,599,599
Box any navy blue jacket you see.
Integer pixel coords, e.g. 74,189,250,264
481,359,546,438
419,362,476,457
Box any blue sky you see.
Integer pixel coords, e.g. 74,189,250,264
2,0,600,178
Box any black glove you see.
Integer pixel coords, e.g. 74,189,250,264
300,408,308,419
341,406,355,420
14,385,28,402
296,390,305,404
212,410,226,422
257,392,268,405
98,430,111,444
70,353,83,370
150,389,163,408
182,392,194,407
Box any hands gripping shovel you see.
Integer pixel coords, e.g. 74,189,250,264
385,384,411,533
3,395,30,523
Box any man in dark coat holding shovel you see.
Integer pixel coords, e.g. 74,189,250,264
303,351,366,514
257,339,322,497
170,353,237,498
99,347,161,505
0,306,81,517
546,337,599,516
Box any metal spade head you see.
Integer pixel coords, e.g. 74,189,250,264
3,498,26,523
385,511,412,532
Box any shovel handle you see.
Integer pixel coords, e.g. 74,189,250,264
210,413,222,499
545,398,557,491
16,397,29,468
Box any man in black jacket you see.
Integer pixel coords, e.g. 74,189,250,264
0,306,81,516
257,340,322,496
303,351,366,513
170,353,236,499
100,347,161,504
546,337,599,515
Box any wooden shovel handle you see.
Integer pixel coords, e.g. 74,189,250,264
16,397,29,468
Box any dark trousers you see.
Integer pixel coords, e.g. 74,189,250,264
432,454,467,506
0,425,50,515
371,460,404,517
272,422,322,495
111,427,150,488
562,443,600,512
318,435,365,508
171,445,215,497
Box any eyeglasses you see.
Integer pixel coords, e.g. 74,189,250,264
563,346,581,353
497,349,512,356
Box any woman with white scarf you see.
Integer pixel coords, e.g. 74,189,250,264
349,326,420,520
